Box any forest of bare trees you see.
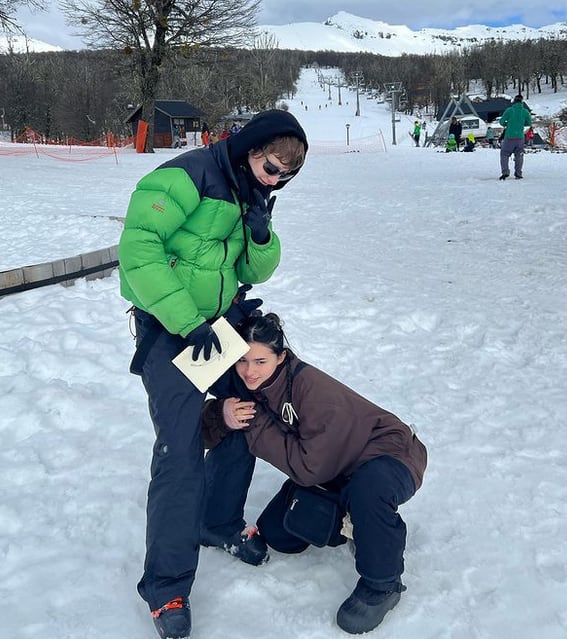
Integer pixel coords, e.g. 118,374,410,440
1,37,566,143
335,38,567,115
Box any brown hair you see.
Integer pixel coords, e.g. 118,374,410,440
260,136,306,171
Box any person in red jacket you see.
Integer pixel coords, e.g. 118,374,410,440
202,313,427,635
525,126,535,147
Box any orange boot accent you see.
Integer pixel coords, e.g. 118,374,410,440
151,597,185,619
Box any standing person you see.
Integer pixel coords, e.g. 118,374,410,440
448,116,462,150
499,94,532,180
118,110,308,639
201,313,428,636
200,121,210,147
525,125,535,147
485,126,495,148
412,121,421,147
171,124,181,149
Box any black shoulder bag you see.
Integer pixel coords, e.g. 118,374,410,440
261,360,344,547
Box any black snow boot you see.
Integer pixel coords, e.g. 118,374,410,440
499,173,509,180
336,579,406,634
200,524,269,566
151,597,191,639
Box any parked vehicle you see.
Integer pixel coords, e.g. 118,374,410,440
438,115,488,139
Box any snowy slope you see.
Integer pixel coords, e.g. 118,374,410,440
0,67,566,639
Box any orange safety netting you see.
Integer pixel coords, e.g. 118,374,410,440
0,127,136,162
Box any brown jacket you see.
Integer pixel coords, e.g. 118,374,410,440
202,354,427,490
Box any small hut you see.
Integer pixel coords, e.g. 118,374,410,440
125,100,207,148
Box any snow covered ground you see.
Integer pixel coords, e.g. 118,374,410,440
1,68,567,639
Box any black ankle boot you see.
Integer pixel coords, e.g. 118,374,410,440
200,524,269,566
151,598,191,639
336,579,406,634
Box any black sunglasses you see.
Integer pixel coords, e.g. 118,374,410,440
263,156,292,180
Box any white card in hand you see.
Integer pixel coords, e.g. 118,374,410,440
172,317,249,392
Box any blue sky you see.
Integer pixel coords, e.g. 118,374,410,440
13,2,567,50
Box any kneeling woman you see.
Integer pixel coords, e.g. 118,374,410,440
201,313,427,634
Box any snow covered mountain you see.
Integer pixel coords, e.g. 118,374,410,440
0,32,62,54
258,11,567,56
2,10,567,55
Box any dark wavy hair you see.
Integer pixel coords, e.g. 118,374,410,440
237,313,287,355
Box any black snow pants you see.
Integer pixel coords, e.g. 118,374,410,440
132,308,255,611
257,456,416,590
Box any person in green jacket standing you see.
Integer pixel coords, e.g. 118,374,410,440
118,109,308,639
499,94,532,180
412,120,421,146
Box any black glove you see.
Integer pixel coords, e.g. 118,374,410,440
184,323,222,362
245,189,276,244
224,284,263,328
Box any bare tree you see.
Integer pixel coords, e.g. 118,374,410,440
1,0,44,32
59,0,261,151
246,31,279,110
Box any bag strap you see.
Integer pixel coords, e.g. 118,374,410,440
257,359,309,432
292,361,309,378
129,309,165,375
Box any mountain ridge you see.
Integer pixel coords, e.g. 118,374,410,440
2,10,567,55
259,11,567,56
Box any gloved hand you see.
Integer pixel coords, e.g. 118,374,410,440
184,323,222,361
245,189,276,244
224,284,263,328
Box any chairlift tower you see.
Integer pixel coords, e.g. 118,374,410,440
352,72,363,116
330,76,343,106
383,82,403,145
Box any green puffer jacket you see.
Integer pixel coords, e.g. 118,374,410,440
118,143,281,337
499,102,532,139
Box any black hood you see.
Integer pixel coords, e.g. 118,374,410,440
227,109,308,192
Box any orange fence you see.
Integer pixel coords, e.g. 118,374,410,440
0,127,136,162
13,127,134,148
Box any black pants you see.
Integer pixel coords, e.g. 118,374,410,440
258,456,415,589
133,309,255,610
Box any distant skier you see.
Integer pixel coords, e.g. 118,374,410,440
413,120,421,146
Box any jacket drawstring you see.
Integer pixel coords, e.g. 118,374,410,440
239,200,250,264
